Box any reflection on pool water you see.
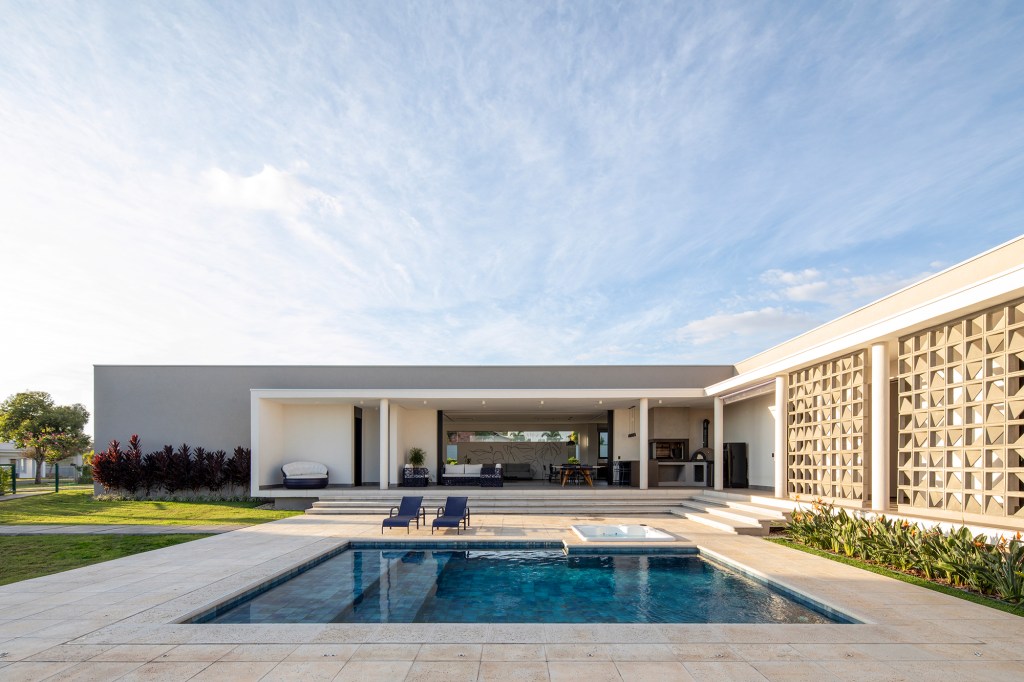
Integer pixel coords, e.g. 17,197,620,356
195,547,845,624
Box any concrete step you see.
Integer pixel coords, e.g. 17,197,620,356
702,490,799,512
670,509,766,535
676,499,775,529
685,494,791,521
307,496,683,515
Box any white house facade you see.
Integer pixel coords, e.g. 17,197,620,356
94,235,1024,529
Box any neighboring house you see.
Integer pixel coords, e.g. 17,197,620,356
94,235,1024,530
0,440,83,479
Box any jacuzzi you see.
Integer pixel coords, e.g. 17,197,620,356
571,524,675,542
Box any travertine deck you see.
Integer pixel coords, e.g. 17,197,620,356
1,513,1022,681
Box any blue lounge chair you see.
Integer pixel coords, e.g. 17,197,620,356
382,496,425,534
432,496,470,535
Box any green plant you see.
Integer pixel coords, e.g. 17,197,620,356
408,447,426,467
446,457,457,465
784,498,1024,606
567,456,580,465
0,465,11,496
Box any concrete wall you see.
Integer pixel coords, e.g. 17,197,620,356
394,408,438,483
723,393,776,488
94,364,733,455
283,404,354,485
612,408,640,462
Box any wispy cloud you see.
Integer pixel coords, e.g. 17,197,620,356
1,2,1022,424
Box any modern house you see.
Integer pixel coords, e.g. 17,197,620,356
94,235,1024,529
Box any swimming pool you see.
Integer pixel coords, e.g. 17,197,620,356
193,544,847,624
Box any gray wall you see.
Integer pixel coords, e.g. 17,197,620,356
94,364,735,454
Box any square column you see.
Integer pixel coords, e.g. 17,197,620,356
379,398,389,490
871,343,890,511
638,398,649,489
713,396,724,491
774,376,788,499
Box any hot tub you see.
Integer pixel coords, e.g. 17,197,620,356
571,524,675,542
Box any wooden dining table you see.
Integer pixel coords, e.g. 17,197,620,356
559,465,594,487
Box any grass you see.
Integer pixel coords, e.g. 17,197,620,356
767,536,1024,618
0,489,302,526
10,481,93,494
0,535,208,586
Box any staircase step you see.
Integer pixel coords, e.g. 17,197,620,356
677,500,773,529
671,510,766,535
686,495,791,521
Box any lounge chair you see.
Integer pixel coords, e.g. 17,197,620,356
382,496,425,534
431,496,471,535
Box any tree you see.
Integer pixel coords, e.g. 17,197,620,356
0,391,90,484
542,430,564,442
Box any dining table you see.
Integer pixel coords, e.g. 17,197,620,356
559,464,594,487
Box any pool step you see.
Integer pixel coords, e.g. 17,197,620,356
670,509,766,535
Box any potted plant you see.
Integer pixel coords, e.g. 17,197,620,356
403,447,429,487
567,456,580,465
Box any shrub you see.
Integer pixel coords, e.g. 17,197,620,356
0,465,11,496
785,499,1024,604
95,436,251,500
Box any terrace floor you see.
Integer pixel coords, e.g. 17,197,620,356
1,513,1022,681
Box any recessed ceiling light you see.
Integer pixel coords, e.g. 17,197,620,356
598,400,603,405
481,400,486,405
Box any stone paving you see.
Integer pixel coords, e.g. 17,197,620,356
1,512,1023,680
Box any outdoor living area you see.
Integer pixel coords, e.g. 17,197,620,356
247,376,739,509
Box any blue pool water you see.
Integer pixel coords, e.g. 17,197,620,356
197,547,843,624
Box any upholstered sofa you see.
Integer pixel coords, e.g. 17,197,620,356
282,461,329,489
442,463,502,487
501,462,533,480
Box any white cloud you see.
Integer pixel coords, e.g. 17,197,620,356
675,308,816,347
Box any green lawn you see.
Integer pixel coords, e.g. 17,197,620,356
0,489,301,526
0,535,208,586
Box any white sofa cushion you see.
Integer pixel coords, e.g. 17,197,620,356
445,464,465,475
464,464,482,476
282,461,328,477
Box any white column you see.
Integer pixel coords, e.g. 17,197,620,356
774,376,788,499
871,342,890,512
378,398,389,490
713,396,724,491
638,398,649,489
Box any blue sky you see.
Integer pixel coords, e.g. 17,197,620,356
2,1,1023,422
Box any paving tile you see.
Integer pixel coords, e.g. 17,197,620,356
0,661,78,682
334,659,414,681
405,660,481,681
24,644,114,662
155,644,237,661
283,643,358,662
481,644,547,661
605,643,676,661
187,660,277,680
44,661,146,681
88,644,176,661
682,661,769,681
614,661,695,680
350,642,421,660
669,643,742,661
544,643,612,661
260,660,345,681
218,643,298,661
417,643,483,660
547,661,622,681
814,660,911,681
750,661,842,681
478,661,550,681
116,661,211,681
